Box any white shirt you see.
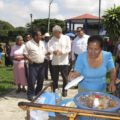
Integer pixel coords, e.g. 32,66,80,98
72,34,89,60
24,39,46,63
48,34,71,65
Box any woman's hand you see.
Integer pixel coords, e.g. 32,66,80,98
108,82,116,93
109,68,116,93
14,56,24,61
68,71,80,81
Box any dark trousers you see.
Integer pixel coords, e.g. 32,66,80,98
5,55,13,66
52,65,68,92
49,60,53,80
74,53,78,61
44,59,53,80
44,59,48,80
27,63,45,98
24,61,29,83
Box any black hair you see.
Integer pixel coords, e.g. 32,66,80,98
88,35,103,48
32,31,41,38
25,33,32,37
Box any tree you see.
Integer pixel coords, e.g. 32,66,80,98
8,27,27,41
102,5,120,42
0,20,14,42
26,18,65,34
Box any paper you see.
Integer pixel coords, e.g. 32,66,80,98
65,76,84,90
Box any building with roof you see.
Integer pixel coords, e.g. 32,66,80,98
65,13,102,35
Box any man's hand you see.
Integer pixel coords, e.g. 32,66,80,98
53,50,62,56
46,52,51,56
28,59,33,64
24,54,33,64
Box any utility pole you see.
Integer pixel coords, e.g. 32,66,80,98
30,13,33,33
47,0,54,33
98,0,101,34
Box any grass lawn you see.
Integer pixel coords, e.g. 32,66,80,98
0,56,15,95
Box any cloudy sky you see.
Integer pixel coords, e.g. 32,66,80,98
0,0,120,27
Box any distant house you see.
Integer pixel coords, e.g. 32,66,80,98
65,13,102,35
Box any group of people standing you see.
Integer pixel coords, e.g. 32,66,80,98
10,25,119,104
10,25,71,101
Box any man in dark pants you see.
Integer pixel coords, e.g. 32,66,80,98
52,65,68,93
48,25,71,97
44,33,53,80
28,63,45,96
24,31,46,101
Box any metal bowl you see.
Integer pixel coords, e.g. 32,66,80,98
74,92,120,112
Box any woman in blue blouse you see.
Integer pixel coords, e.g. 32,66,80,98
69,35,116,92
69,35,116,120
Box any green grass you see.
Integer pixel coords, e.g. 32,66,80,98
0,56,15,95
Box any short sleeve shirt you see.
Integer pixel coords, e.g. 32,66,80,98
74,51,115,92
24,39,47,63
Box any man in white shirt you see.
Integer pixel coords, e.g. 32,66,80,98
72,27,89,61
48,25,71,97
24,31,46,101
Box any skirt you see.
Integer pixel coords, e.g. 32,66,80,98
13,62,27,86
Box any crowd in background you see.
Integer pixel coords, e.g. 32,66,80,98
0,25,120,101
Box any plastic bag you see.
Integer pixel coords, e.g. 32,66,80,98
30,110,49,120
30,92,56,120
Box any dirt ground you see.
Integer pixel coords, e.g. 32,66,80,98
0,80,77,120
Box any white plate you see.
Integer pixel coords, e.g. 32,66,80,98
65,76,84,90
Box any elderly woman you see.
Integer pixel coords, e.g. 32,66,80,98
10,36,27,93
69,35,116,120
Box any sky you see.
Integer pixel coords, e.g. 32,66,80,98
0,0,120,27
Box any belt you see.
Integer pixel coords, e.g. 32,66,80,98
30,62,43,65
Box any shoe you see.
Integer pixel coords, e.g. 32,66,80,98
16,88,21,93
22,88,26,93
27,97,33,101
62,90,67,97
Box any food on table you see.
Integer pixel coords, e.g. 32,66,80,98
79,94,118,110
